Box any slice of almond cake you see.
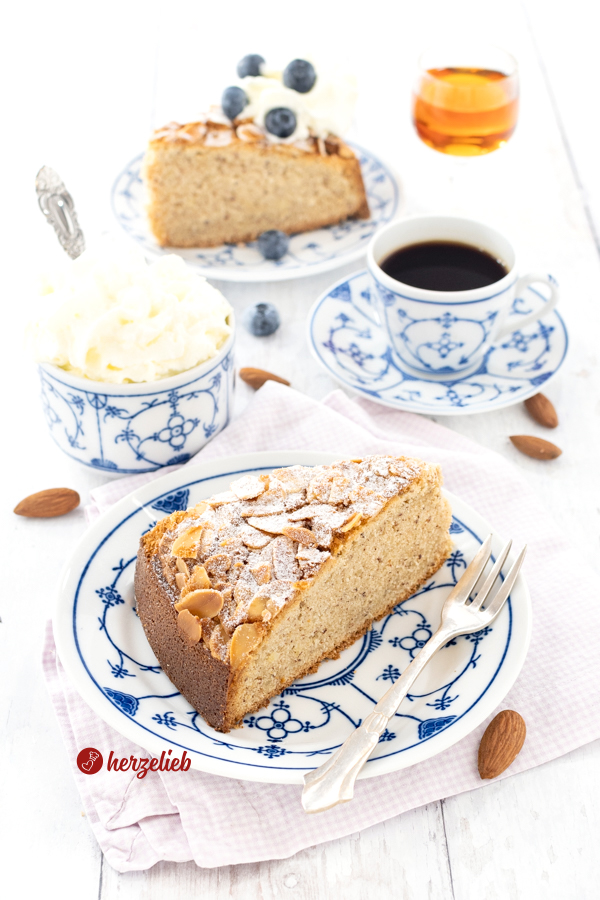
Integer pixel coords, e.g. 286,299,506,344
135,455,452,732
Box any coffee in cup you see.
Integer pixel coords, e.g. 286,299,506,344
367,216,559,378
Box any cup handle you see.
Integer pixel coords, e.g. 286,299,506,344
496,274,559,341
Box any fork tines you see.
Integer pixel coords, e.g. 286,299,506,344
468,537,527,619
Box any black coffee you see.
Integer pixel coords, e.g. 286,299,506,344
380,241,508,291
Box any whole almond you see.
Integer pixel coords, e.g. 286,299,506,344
478,709,526,779
14,488,80,518
509,435,562,460
239,367,290,390
524,393,558,428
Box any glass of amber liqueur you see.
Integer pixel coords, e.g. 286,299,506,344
413,45,519,156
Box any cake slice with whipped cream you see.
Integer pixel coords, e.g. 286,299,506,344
135,455,452,732
143,55,370,249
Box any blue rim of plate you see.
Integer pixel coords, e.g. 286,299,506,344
110,144,400,282
307,269,568,416
54,451,531,784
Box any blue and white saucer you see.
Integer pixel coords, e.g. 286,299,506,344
308,270,568,415
54,451,531,785
111,145,399,282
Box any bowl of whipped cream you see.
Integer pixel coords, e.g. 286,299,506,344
28,241,234,474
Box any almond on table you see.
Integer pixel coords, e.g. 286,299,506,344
478,710,527,779
239,367,290,390
14,488,80,518
509,435,562,460
524,393,559,428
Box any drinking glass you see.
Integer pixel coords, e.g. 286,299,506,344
412,44,519,157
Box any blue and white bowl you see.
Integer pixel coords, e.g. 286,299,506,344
38,328,235,475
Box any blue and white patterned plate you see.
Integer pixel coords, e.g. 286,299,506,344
54,451,531,785
111,146,400,282
308,270,568,415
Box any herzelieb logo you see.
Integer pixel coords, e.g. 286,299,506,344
75,747,191,778
77,747,104,775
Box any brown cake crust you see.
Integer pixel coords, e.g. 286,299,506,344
143,119,370,248
135,551,232,729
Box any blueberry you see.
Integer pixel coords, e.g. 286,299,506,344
221,86,248,121
264,107,297,139
283,59,316,93
237,54,265,78
243,302,281,337
257,230,290,261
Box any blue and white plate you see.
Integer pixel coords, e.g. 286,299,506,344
308,270,568,415
54,451,531,785
111,146,400,282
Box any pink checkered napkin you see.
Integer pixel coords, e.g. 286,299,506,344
44,383,600,872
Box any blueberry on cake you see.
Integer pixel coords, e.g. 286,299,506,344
143,56,370,248
135,456,452,732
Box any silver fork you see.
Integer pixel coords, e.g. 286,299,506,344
302,535,527,814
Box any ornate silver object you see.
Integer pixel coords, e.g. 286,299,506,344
301,536,527,814
35,166,85,259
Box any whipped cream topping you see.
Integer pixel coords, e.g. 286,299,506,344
237,65,357,142
28,242,233,384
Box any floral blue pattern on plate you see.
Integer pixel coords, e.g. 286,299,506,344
111,146,400,282
308,270,568,415
54,452,531,785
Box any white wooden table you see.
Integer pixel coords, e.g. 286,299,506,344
2,0,599,896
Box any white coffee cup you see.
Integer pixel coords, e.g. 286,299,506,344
366,216,559,378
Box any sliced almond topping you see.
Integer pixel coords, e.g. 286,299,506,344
251,562,272,585
271,536,300,581
182,565,211,596
281,525,318,546
204,128,234,147
236,122,264,142
175,589,224,618
240,526,272,549
230,623,263,669
206,491,238,506
311,520,333,548
175,572,188,591
234,579,255,607
208,623,231,661
230,475,267,501
328,474,351,505
296,546,331,577
194,501,209,515
199,524,216,557
228,560,245,584
307,471,333,503
175,558,189,576
246,514,290,534
204,553,232,579
239,486,286,517
338,512,362,533
177,609,202,644
246,595,268,622
260,598,280,623
171,524,204,558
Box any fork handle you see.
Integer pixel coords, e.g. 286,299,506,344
301,626,452,813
